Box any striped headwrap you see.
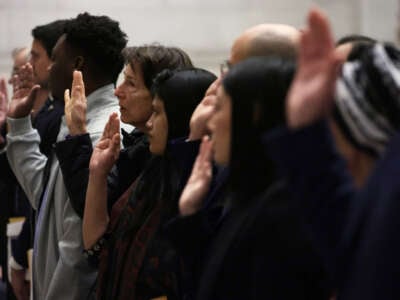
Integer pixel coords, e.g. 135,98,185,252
334,43,400,157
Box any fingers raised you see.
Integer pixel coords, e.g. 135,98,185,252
71,70,85,99
101,113,119,140
0,92,7,115
64,89,71,105
101,116,112,140
307,8,334,57
110,132,121,159
0,78,8,101
109,113,120,137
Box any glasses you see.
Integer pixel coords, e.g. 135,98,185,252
219,60,231,77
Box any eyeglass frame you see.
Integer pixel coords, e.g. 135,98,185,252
219,60,232,77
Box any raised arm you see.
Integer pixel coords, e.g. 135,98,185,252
179,136,213,216
83,113,120,249
6,63,46,208
266,8,356,279
55,70,92,216
0,79,8,146
286,8,342,129
57,71,137,217
188,79,219,141
64,70,88,136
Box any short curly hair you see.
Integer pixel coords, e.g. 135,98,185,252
64,12,127,84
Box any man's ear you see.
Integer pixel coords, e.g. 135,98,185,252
74,56,84,70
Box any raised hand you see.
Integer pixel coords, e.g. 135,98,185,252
179,136,213,216
64,70,87,135
286,8,342,129
7,85,40,119
0,79,8,145
7,63,39,119
0,79,8,126
89,113,121,177
0,78,9,104
188,78,220,140
12,63,34,95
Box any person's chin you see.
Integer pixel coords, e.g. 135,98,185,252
119,109,127,121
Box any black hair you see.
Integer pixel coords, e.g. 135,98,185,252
124,68,215,242
152,68,217,140
64,12,128,84
32,19,69,58
122,45,193,90
336,34,376,46
223,56,295,198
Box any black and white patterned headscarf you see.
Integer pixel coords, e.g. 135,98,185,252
334,43,400,157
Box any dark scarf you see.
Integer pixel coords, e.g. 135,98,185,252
96,139,199,300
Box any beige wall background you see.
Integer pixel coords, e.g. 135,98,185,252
0,0,398,80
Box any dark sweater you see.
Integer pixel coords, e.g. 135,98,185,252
55,128,150,217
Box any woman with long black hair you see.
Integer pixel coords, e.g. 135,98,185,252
176,56,332,299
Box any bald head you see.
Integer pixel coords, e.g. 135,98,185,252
230,24,300,64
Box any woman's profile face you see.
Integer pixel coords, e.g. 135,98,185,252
146,97,168,155
114,63,153,131
207,85,231,166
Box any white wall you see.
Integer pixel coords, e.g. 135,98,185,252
0,0,398,79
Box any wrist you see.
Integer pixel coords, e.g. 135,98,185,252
7,116,32,135
69,125,87,136
188,129,203,141
89,166,109,180
180,201,201,216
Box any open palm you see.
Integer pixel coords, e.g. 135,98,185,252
64,71,87,135
7,63,39,119
0,79,8,127
89,113,121,177
179,136,213,216
287,8,342,129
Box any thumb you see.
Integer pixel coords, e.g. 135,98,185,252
111,133,121,151
0,78,8,101
0,92,7,111
110,133,121,160
333,53,344,76
64,89,70,105
96,138,110,150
